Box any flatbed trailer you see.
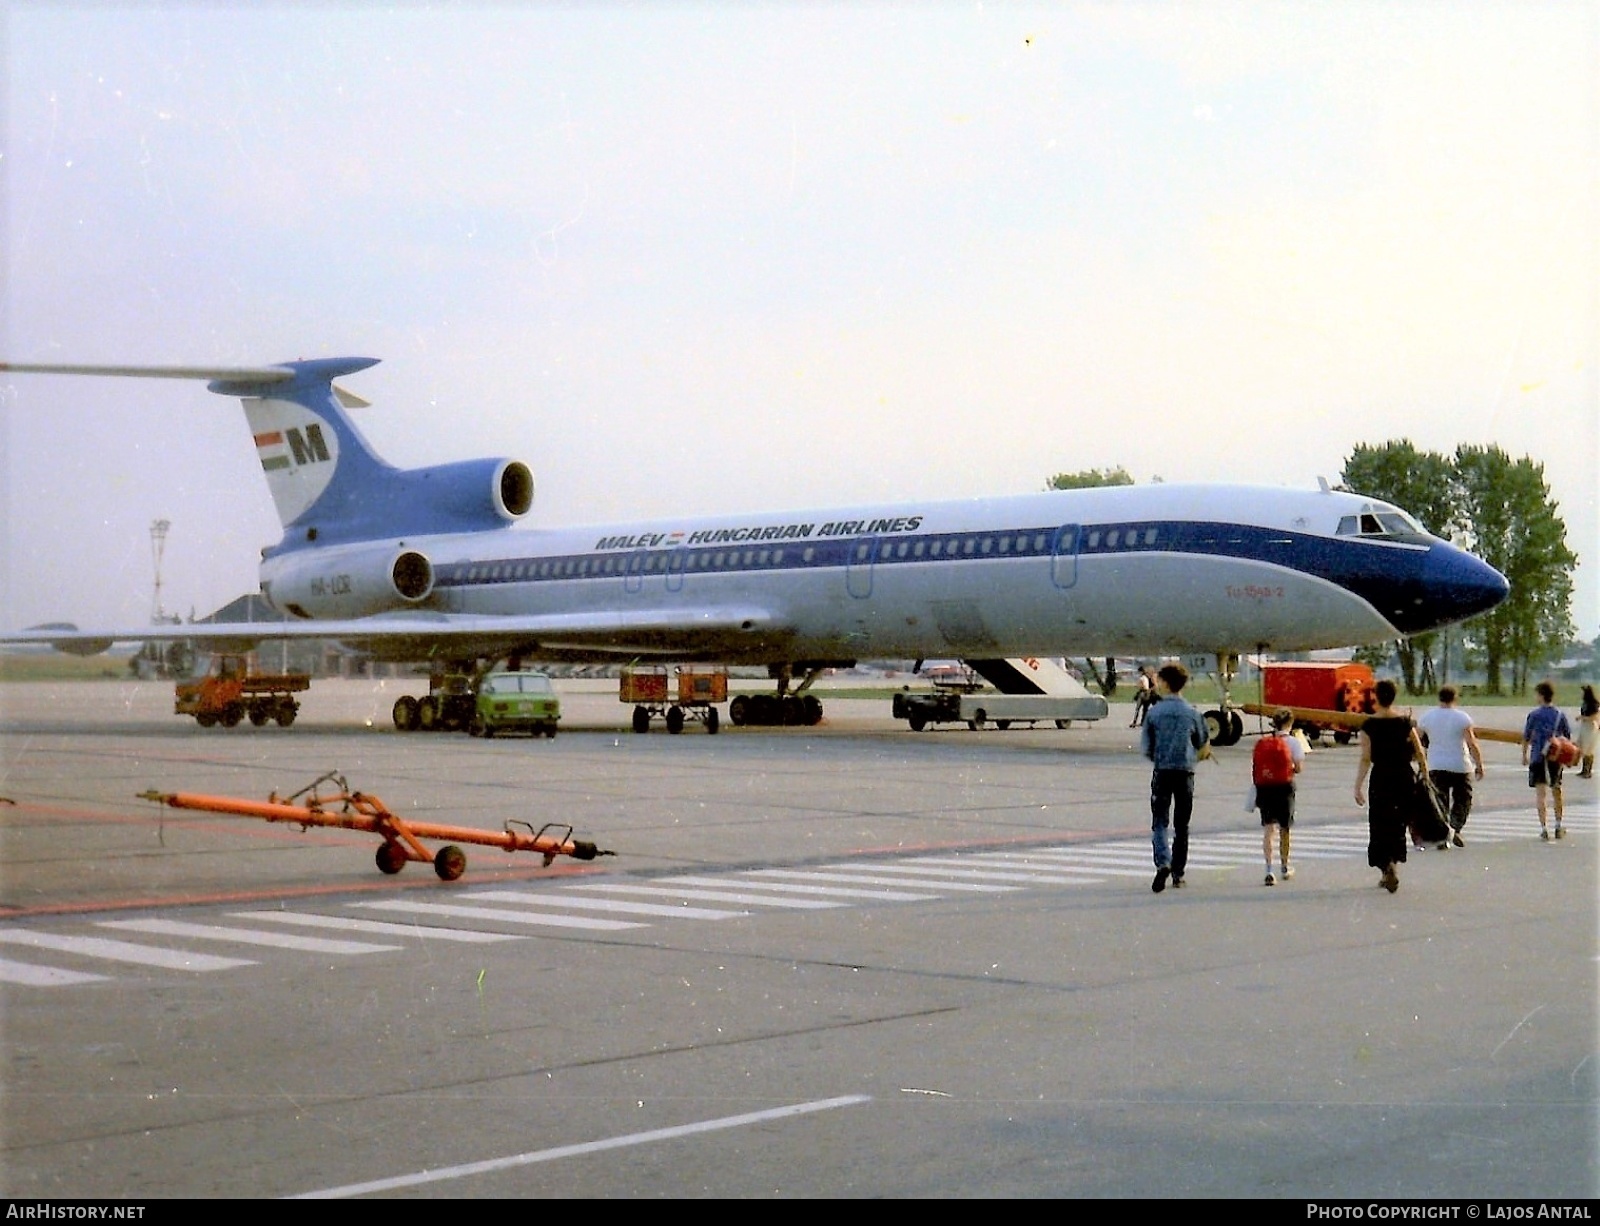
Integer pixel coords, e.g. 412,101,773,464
892,689,1105,731
956,692,1107,729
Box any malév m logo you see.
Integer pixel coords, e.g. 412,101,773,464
286,423,331,466
253,422,332,473
245,398,342,526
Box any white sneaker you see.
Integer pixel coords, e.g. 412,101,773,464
1281,864,1294,880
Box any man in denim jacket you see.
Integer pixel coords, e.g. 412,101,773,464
1140,662,1210,893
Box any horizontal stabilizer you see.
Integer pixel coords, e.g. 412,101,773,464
0,362,296,383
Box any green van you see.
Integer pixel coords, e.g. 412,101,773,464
469,671,561,738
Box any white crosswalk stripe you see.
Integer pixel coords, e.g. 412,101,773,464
100,918,402,955
351,899,645,931
1204,834,1360,860
0,928,255,972
6,813,1592,989
757,865,1021,891
232,911,522,943
972,849,1171,876
687,875,941,902
900,856,1113,883
565,881,846,909
0,956,109,986
471,889,748,921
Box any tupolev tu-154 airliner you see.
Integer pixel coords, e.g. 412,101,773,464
0,357,1509,733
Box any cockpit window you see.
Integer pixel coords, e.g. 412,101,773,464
1377,512,1419,534
1336,506,1424,538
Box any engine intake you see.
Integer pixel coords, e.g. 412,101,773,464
497,460,534,519
404,457,534,525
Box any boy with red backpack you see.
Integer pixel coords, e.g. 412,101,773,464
1254,708,1304,885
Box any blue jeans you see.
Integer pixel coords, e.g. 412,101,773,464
1151,769,1195,877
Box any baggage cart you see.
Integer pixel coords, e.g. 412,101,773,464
623,664,725,734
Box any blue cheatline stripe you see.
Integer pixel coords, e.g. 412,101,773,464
433,518,1426,602
290,1094,872,1198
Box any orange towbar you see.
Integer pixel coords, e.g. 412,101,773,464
137,770,613,881
1238,702,1524,746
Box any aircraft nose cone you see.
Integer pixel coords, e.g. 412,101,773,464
1422,544,1510,627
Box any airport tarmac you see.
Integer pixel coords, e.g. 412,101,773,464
1,678,1595,1199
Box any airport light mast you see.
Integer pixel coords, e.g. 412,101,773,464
149,518,171,624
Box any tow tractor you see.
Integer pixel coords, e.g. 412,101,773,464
892,665,985,731
174,654,309,728
139,771,612,881
391,668,478,732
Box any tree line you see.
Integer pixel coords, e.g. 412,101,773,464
1340,441,1575,695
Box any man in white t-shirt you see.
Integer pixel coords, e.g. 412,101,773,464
1416,686,1484,847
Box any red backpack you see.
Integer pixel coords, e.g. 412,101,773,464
1253,734,1296,786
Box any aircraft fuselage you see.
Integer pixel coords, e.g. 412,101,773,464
260,482,1507,664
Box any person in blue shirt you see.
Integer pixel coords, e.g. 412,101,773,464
1522,680,1572,840
1140,661,1210,893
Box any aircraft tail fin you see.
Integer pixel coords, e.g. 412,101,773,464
199,358,388,541
2,358,533,554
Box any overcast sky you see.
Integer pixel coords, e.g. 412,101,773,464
3,3,1595,641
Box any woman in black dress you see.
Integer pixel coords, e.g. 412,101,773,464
1354,678,1419,893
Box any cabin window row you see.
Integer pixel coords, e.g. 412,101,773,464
1082,526,1161,550
446,524,1165,585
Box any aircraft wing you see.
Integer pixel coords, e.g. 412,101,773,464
5,607,790,664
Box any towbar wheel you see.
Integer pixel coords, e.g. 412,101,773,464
433,844,467,881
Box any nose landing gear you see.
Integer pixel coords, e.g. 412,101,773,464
1202,707,1245,747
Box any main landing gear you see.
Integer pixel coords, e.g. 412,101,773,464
727,664,825,727
728,692,822,727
